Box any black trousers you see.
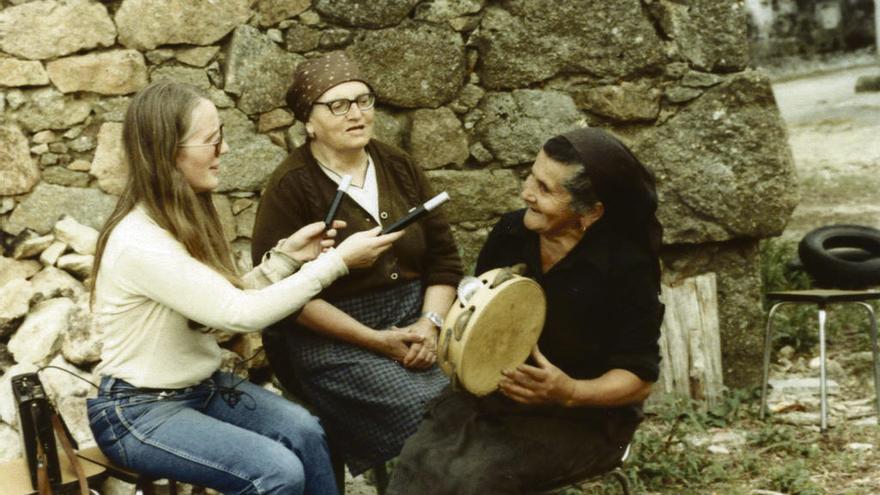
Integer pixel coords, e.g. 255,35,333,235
386,387,640,495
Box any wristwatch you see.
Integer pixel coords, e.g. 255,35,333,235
421,311,444,330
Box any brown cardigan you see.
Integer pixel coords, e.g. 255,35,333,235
251,139,463,302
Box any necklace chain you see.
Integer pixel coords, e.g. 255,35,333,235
315,152,368,174
316,153,370,188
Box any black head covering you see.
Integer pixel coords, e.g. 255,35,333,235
558,127,663,260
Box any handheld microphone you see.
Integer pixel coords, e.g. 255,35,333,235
324,175,352,227
381,192,450,234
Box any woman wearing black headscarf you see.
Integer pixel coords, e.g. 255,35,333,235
386,127,664,494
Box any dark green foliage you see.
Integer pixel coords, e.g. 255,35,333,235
534,387,877,494
760,238,820,351
760,238,876,353
767,459,823,495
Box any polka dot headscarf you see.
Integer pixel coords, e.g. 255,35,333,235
285,51,373,122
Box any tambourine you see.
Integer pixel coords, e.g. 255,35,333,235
439,264,546,396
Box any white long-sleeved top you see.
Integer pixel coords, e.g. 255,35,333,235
93,206,347,389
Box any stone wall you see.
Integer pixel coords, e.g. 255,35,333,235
0,0,798,462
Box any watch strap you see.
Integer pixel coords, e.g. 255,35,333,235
421,311,444,329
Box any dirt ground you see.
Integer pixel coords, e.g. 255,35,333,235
772,61,880,240
753,60,880,495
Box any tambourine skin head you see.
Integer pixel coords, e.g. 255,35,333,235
439,268,546,396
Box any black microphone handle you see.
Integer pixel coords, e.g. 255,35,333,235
324,190,345,226
381,206,427,234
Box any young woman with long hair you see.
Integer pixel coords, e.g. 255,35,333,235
86,81,401,494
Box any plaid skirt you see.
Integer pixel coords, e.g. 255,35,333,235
286,279,448,475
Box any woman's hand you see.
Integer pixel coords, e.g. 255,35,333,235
335,227,404,269
369,327,425,362
278,220,346,262
499,346,577,406
399,319,438,369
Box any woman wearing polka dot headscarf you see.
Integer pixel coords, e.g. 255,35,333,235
252,51,463,477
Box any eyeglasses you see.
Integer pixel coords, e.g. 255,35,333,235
178,124,224,157
313,93,375,116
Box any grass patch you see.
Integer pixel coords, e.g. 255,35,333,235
556,389,879,494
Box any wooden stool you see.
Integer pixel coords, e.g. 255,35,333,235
76,447,178,495
760,289,880,431
0,449,105,494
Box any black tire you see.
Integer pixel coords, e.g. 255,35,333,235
798,224,880,289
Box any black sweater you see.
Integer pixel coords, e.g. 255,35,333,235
475,209,663,383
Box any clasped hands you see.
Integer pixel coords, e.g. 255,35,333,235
374,319,438,370
375,333,576,404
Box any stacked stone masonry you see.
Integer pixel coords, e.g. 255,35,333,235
0,0,798,463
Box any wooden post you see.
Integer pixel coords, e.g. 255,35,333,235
651,273,724,408
693,274,724,405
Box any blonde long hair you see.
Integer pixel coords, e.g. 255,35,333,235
90,82,240,305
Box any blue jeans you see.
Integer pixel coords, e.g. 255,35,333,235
87,372,337,495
